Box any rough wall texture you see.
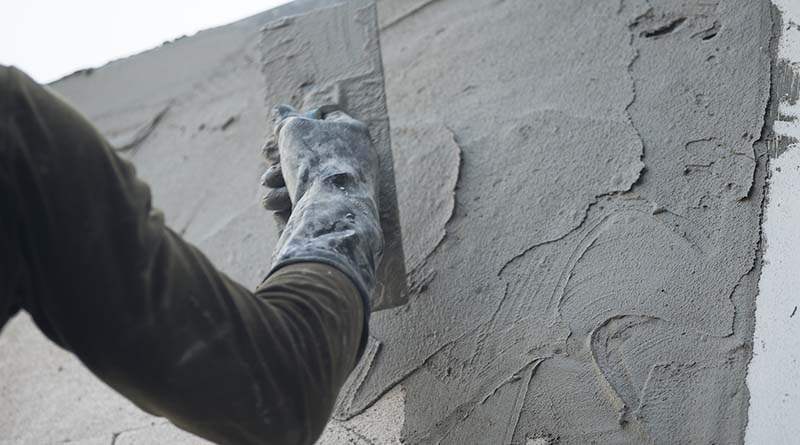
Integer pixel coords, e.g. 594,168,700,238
0,0,776,444
351,0,772,443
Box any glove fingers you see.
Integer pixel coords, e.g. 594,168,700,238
262,187,291,211
261,136,280,163
261,163,285,188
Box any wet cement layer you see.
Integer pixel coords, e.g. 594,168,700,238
352,0,773,443
38,0,775,443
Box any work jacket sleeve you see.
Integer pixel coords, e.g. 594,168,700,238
0,65,364,445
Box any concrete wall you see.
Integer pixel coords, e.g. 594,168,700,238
0,0,794,443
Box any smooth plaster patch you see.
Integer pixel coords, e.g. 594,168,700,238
392,124,461,272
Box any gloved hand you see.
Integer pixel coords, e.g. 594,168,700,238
260,105,384,310
261,105,379,225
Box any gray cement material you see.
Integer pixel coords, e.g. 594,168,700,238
376,0,439,29
0,0,776,443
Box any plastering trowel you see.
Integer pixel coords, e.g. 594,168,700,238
259,0,408,311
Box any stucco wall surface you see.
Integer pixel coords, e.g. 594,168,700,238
0,0,784,444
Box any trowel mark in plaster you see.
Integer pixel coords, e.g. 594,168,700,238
352,112,641,428
339,280,533,426
501,0,769,442
432,360,543,444
555,201,743,338
355,0,651,440
496,193,756,440
396,205,720,443
402,356,545,444
598,0,768,440
590,315,750,431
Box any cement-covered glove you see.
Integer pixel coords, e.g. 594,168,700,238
260,105,384,309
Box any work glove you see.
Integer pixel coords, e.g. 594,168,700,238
260,105,384,309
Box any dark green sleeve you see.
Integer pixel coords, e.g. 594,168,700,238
0,65,364,445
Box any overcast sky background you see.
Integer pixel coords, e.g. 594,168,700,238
1,0,292,83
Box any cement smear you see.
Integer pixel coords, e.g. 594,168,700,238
345,0,773,443
6,0,773,443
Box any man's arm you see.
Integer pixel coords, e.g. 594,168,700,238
0,66,370,445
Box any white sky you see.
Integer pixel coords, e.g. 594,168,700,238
1,0,292,84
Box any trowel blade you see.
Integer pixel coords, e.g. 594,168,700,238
260,0,408,311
